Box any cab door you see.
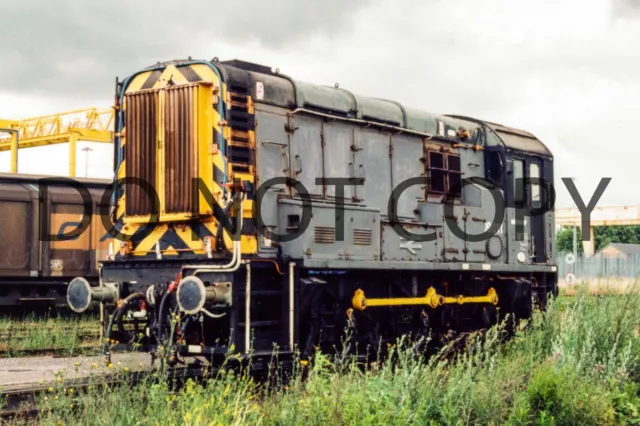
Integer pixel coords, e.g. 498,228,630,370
506,157,530,264
527,157,546,263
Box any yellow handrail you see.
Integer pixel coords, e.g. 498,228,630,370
352,287,499,311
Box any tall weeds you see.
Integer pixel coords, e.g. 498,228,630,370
26,285,640,426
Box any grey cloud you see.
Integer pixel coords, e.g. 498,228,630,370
613,0,640,17
0,0,372,99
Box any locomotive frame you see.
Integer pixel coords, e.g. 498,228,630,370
66,58,558,364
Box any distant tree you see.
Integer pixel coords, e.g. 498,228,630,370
556,226,583,254
594,225,640,251
556,225,640,254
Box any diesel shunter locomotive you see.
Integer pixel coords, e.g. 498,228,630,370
67,58,558,364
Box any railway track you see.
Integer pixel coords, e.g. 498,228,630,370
0,345,101,358
0,315,515,420
0,330,99,341
2,384,52,421
0,323,99,333
0,324,99,337
0,324,103,358
0,328,503,423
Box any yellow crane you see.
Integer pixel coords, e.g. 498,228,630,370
0,108,114,177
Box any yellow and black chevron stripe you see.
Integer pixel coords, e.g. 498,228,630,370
114,62,257,259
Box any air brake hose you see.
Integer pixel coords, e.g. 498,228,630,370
115,293,146,342
103,292,144,358
156,282,177,343
103,308,119,358
156,292,171,342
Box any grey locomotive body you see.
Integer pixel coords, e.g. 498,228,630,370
67,59,557,363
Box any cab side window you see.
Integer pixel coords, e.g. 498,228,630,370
427,150,462,198
530,163,541,207
447,154,462,197
513,159,524,206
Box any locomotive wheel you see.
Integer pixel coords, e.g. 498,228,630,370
412,310,433,357
494,278,533,338
300,315,320,363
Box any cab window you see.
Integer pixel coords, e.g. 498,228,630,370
530,163,541,206
513,160,524,204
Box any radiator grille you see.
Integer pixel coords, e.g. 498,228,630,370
164,85,198,214
314,226,335,244
353,228,372,245
125,91,158,216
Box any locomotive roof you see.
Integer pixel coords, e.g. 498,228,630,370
138,59,552,157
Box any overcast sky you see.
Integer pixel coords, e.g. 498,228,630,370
1,0,639,208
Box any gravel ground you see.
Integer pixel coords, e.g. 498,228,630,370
0,352,152,392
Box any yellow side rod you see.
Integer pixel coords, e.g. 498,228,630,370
352,287,498,311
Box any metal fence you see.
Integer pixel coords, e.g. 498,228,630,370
556,251,640,280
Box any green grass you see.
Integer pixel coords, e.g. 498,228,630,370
0,311,100,356
15,285,640,425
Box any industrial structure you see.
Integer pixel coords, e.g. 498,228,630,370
555,206,640,257
0,108,113,176
0,109,113,306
